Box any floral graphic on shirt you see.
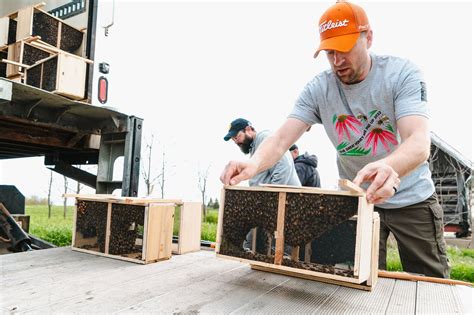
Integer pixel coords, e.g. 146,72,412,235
365,127,398,156
334,110,398,157
332,114,362,142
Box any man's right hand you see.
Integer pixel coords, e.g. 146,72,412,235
220,160,259,185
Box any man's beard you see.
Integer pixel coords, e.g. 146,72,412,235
238,136,253,154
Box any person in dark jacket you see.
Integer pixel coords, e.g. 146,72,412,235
289,144,321,187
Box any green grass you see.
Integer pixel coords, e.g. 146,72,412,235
387,243,474,283
26,205,74,247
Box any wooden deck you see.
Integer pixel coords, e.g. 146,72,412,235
1,247,472,314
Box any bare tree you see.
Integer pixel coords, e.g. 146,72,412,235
47,170,53,218
198,164,211,221
141,135,164,196
76,165,83,194
158,151,166,198
63,176,68,219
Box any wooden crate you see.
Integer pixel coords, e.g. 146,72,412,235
216,180,379,290
69,194,202,263
25,52,87,100
172,202,202,255
0,4,85,56
71,196,176,264
3,39,53,78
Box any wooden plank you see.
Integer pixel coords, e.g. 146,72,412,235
367,212,380,287
1,2,45,19
251,264,373,291
274,191,286,265
353,195,373,280
145,204,174,263
0,17,9,46
217,254,362,284
225,184,364,197
339,179,365,194
229,275,339,314
385,280,416,314
316,278,395,313
175,201,201,254
215,188,226,253
378,271,472,287
104,202,112,254
16,7,34,42
65,194,182,205
28,40,93,63
71,247,146,264
142,206,149,260
416,281,463,314
1,59,31,69
6,42,22,76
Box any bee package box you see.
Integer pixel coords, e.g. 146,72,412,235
0,3,85,57
71,195,177,264
172,201,202,255
216,180,379,291
2,39,53,78
25,52,87,100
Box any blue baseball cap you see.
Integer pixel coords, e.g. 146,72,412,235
224,118,251,141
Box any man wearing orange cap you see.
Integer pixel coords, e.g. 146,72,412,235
221,1,450,278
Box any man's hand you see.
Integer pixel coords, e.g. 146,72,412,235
220,160,259,185
353,161,400,204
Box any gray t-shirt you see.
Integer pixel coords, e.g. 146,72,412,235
249,130,301,187
289,54,434,209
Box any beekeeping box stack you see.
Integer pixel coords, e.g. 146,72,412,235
216,179,380,291
0,3,91,100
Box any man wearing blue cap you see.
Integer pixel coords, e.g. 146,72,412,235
224,118,300,187
224,118,300,252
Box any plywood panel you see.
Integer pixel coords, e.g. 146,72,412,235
175,201,201,254
56,53,86,99
145,204,174,262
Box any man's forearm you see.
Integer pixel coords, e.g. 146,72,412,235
382,131,430,178
250,135,287,174
250,118,309,174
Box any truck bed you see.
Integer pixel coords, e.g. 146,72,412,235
1,247,472,313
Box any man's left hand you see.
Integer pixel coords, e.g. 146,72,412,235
353,161,400,204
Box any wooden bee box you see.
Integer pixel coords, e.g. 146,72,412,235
216,180,379,290
4,39,53,78
25,52,87,100
0,4,85,56
172,202,202,255
71,196,176,264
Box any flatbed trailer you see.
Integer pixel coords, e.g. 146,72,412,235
1,248,472,314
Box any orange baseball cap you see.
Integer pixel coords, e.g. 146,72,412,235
314,1,370,58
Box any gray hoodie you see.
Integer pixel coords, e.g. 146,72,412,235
294,153,321,187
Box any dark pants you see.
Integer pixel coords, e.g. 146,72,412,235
375,194,450,278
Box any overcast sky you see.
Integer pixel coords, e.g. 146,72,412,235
0,1,472,205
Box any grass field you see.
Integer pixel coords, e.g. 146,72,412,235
26,205,473,283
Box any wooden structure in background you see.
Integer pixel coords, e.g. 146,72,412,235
216,180,379,290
